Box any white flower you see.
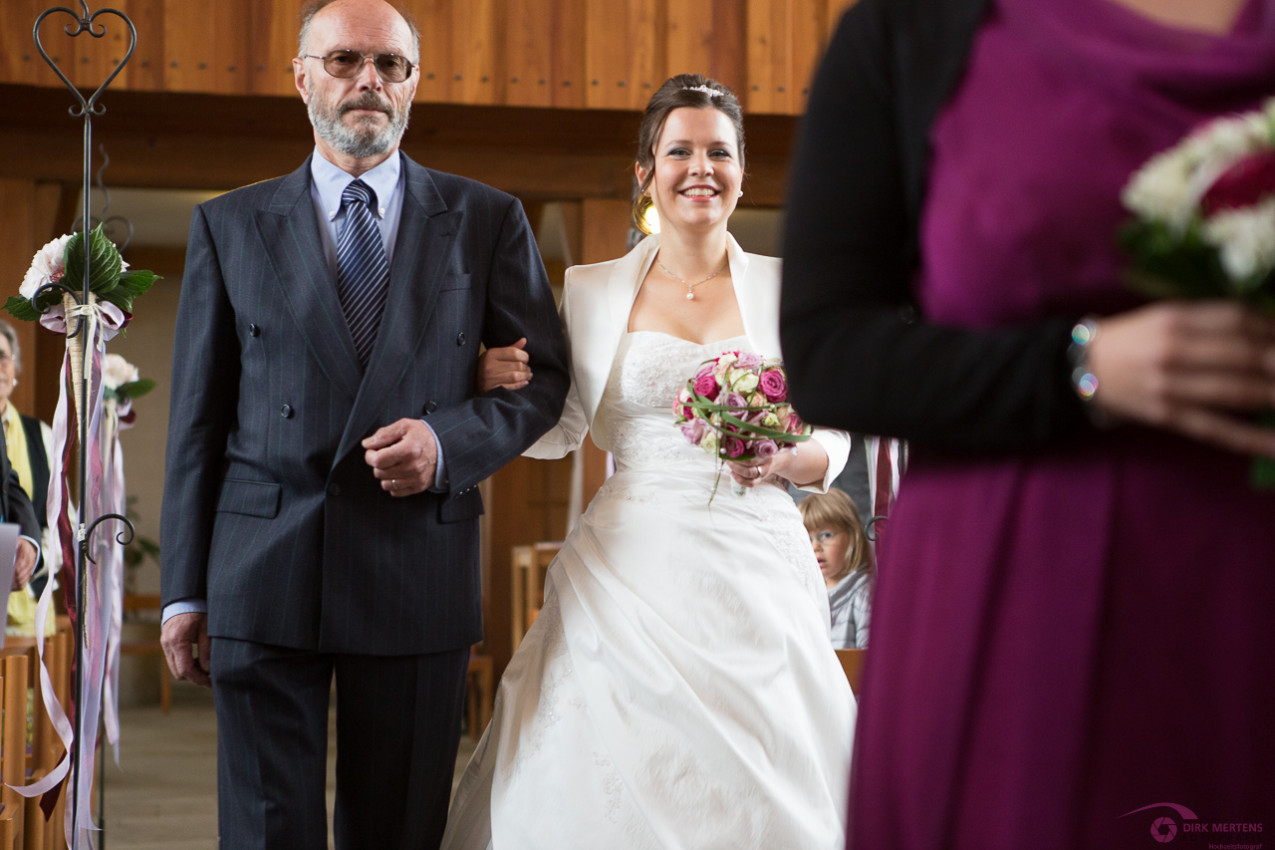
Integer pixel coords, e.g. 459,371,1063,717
101,353,140,390
1203,196,1275,281
1122,149,1198,230
20,233,73,299
1123,104,1275,234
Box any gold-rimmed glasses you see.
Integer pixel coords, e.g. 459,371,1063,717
301,50,417,83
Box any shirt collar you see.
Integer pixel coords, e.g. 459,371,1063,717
310,149,402,222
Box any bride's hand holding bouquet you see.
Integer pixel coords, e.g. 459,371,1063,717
674,351,813,497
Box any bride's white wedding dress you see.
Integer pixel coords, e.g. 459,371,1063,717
443,331,855,850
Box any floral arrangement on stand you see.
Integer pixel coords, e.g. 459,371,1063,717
4,223,157,816
1120,97,1275,486
674,351,811,501
100,353,154,757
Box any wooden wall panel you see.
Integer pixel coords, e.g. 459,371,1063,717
412,0,454,104
550,0,588,108
68,3,126,91
663,0,748,96
213,0,253,95
790,0,826,107
2,0,862,115
26,2,82,91
585,0,663,111
256,0,304,97
503,0,554,109
451,0,502,105
120,0,167,92
161,2,212,93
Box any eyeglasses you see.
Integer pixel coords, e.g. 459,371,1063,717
808,530,844,545
301,50,417,84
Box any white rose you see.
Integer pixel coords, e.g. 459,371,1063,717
20,233,73,299
101,353,140,390
1203,197,1275,282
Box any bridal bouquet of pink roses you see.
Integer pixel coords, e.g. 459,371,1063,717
674,351,811,496
1120,97,1275,485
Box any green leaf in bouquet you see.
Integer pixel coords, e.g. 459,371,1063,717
1119,219,1231,300
101,269,160,314
63,224,124,296
2,295,40,323
116,378,156,399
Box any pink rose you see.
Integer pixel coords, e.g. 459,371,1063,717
681,419,707,444
724,392,747,411
759,369,788,402
1201,149,1275,215
693,372,719,398
753,439,778,459
724,436,747,458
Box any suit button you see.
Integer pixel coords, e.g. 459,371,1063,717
328,484,341,497
281,404,294,419
456,332,466,346
248,323,260,337
424,400,438,414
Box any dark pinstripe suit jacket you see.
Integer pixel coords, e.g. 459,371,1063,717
160,153,568,655
0,424,40,542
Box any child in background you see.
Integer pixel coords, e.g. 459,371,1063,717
800,488,872,649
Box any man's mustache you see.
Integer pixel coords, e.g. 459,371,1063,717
340,94,392,115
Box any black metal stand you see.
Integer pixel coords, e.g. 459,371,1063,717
31,4,139,848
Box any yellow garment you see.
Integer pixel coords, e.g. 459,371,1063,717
2,407,52,637
2,408,33,498
6,586,53,637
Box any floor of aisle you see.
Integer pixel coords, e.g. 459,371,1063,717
100,681,478,849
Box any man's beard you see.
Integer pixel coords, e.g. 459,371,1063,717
307,85,410,159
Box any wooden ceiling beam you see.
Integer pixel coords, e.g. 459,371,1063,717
0,84,794,206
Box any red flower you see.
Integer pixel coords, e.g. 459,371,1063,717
1201,149,1275,215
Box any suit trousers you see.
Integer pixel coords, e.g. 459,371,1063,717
210,637,470,850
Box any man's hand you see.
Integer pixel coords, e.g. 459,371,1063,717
11,538,37,590
363,418,440,497
161,612,212,687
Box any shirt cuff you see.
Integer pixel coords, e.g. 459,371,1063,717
422,419,448,492
162,599,208,624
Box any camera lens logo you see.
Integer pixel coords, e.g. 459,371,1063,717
1150,816,1178,843
1121,803,1198,845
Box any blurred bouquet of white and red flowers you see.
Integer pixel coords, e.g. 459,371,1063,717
674,352,811,495
1120,97,1275,486
1120,97,1275,305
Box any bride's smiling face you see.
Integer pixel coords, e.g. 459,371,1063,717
637,107,743,236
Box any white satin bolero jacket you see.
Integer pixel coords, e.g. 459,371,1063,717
525,234,850,493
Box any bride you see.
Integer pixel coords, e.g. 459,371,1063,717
442,74,856,850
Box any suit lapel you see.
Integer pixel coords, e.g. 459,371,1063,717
337,158,460,461
258,160,363,402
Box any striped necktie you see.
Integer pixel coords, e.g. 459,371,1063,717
336,179,390,367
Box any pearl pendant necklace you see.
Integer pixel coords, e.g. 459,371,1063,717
657,257,729,300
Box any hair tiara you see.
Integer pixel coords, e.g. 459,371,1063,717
682,84,723,98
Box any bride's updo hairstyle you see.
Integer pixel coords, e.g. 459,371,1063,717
633,73,745,233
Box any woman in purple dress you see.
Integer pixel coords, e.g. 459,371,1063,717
781,0,1275,847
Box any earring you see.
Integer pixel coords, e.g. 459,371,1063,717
738,190,743,197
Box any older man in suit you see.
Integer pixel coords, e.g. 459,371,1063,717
158,0,568,846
